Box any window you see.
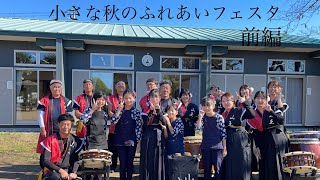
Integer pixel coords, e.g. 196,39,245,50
40,52,56,65
15,50,56,66
268,59,305,74
16,52,36,64
268,60,286,72
90,71,133,95
16,69,56,124
182,57,200,70
162,57,179,69
160,56,200,71
287,60,304,73
91,53,134,69
161,73,200,105
212,59,223,70
91,54,112,68
211,58,244,72
226,59,243,71
114,55,133,68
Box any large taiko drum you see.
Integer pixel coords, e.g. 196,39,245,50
184,136,203,169
184,135,216,174
184,136,202,156
289,138,320,169
282,151,317,174
78,149,113,169
289,131,320,139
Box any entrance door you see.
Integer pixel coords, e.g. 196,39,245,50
286,78,303,125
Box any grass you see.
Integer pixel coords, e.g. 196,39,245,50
0,132,39,165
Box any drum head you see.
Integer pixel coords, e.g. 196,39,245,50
184,136,202,143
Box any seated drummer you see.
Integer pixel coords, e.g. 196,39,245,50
41,114,83,180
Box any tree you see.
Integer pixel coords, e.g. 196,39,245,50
16,52,36,64
94,78,112,95
279,0,320,38
41,54,56,64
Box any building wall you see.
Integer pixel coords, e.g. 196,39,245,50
220,50,317,75
1,39,320,127
0,41,41,67
64,45,188,98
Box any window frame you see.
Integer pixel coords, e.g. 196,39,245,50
90,53,134,70
160,56,200,71
267,59,305,74
211,57,244,73
14,50,56,67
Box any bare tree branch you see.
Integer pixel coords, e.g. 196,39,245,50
277,0,320,37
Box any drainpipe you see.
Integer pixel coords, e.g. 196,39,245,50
200,45,212,98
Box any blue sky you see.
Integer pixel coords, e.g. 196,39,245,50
0,0,319,36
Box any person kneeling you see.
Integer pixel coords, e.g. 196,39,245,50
41,114,82,180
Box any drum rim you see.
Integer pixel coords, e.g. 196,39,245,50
79,149,112,155
289,131,320,134
289,138,320,144
283,166,318,172
184,136,202,139
79,158,111,162
283,151,315,156
289,138,319,140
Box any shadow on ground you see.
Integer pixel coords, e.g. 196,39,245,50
0,164,40,180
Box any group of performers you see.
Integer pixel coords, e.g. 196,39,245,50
36,77,289,180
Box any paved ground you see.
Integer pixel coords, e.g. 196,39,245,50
0,164,139,180
1,164,320,180
0,165,40,180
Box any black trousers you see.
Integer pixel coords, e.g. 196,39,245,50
118,145,137,180
202,149,224,180
108,133,118,171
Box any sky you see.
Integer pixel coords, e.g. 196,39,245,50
0,0,319,37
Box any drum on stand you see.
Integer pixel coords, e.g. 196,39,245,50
184,136,202,156
184,136,210,173
78,149,113,169
282,151,317,174
289,138,320,169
